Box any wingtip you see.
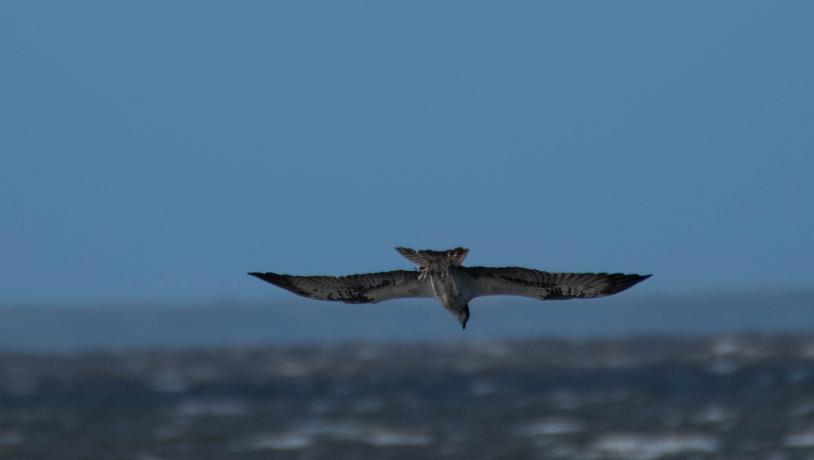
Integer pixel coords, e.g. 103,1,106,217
622,273,651,291
248,271,284,282
602,272,652,296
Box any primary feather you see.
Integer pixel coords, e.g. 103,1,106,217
461,266,650,300
248,270,433,304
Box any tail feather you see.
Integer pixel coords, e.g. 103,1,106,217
395,247,469,268
394,247,424,266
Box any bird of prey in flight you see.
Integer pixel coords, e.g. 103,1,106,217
249,247,650,330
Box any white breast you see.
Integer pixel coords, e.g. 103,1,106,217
428,269,473,308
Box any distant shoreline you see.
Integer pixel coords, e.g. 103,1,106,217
1,290,813,352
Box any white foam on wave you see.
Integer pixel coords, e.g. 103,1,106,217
692,405,733,424
712,337,766,358
275,361,313,377
712,337,742,355
784,429,814,448
800,342,814,360
242,421,432,450
247,433,313,450
591,433,719,460
790,400,814,417
364,429,432,446
515,417,585,436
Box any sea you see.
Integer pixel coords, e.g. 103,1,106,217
1,292,813,459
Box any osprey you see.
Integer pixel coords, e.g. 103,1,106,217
249,247,650,330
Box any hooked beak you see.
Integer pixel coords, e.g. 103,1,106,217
458,304,470,330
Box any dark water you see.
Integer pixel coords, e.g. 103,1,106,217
3,336,814,459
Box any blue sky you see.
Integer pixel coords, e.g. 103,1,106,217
1,2,813,305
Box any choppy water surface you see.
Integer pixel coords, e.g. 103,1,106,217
2,336,814,459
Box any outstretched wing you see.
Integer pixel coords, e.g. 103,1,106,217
248,270,433,304
461,266,650,300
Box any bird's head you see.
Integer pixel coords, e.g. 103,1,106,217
457,304,470,330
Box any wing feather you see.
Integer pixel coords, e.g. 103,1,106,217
248,270,433,304
462,266,650,300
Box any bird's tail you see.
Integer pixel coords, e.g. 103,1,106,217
395,247,469,268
